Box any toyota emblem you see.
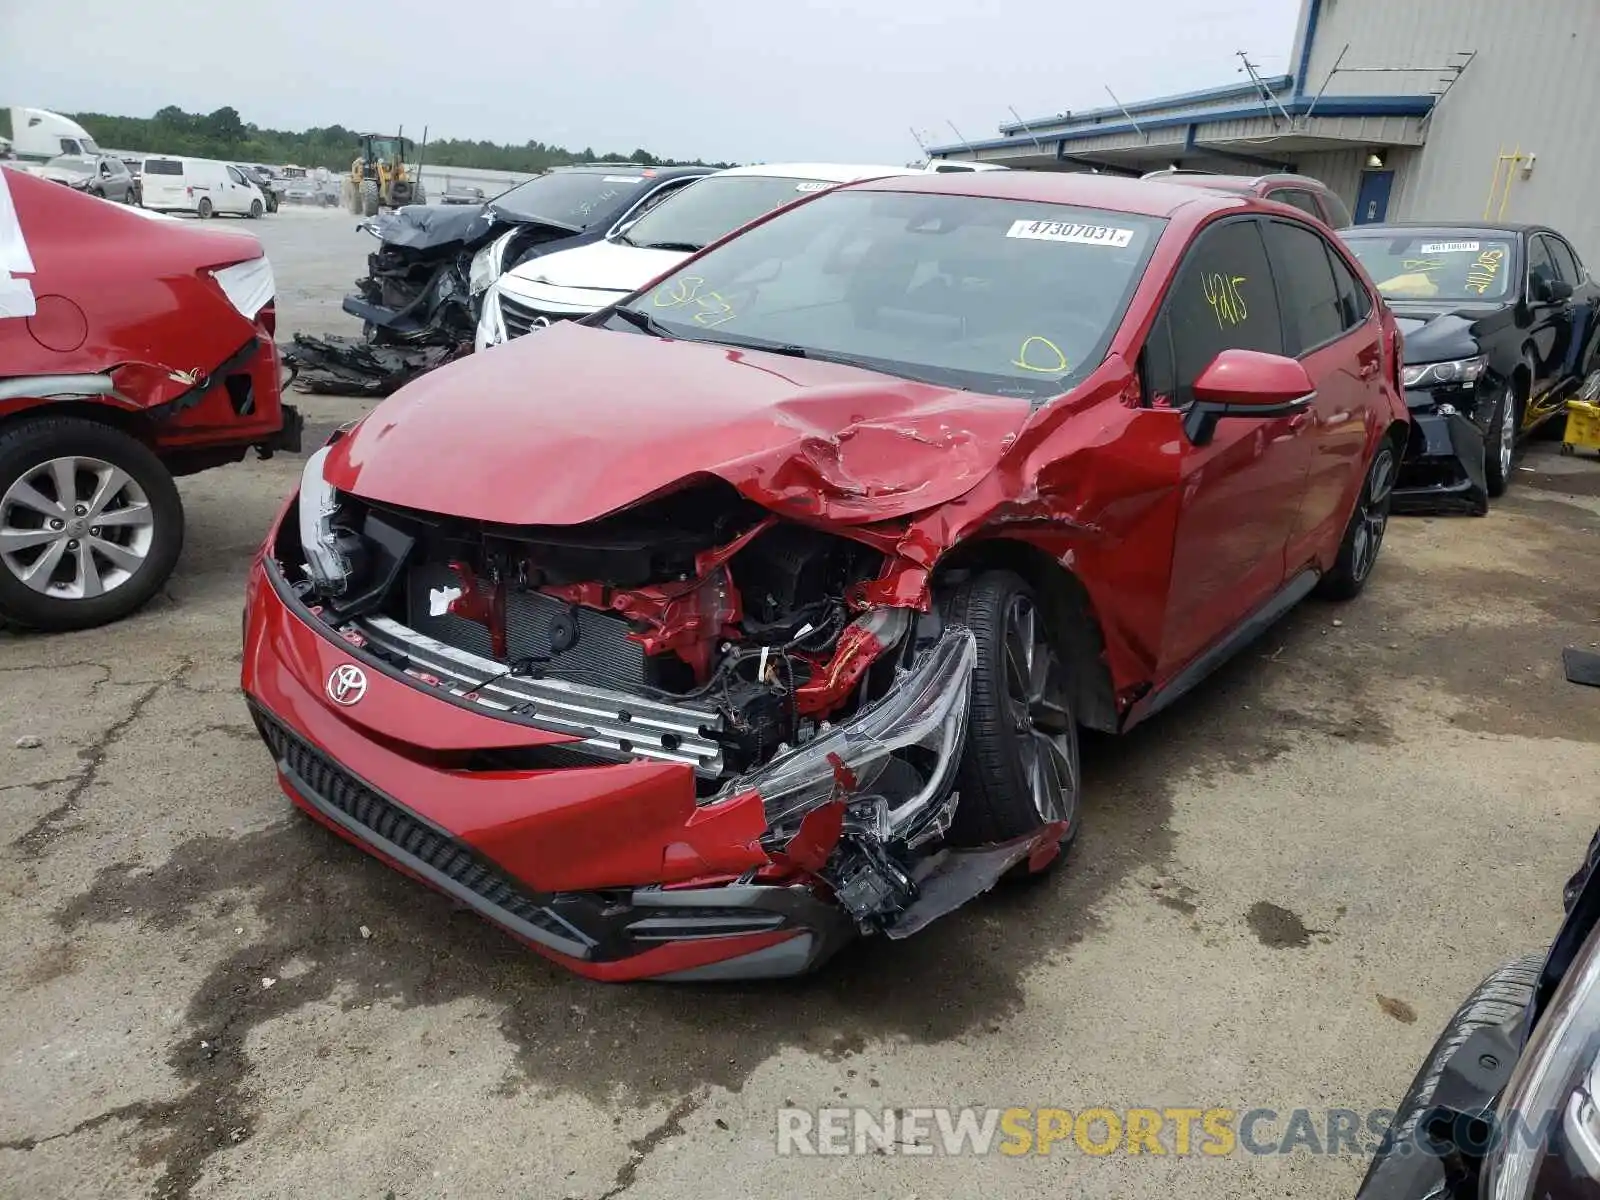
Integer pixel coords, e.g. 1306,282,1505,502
326,664,368,706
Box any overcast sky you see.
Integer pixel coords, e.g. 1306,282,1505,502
2,0,1302,163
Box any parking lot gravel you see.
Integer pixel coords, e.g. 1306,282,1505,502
2,206,1598,1200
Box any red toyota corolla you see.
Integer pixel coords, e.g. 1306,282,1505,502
242,172,1406,981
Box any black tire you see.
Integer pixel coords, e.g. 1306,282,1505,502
1485,362,1528,498
196,197,214,219
1317,438,1397,601
360,180,380,218
941,571,1081,852
1358,954,1541,1196
0,419,184,632
248,199,263,219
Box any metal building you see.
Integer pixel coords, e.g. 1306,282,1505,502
927,0,1600,256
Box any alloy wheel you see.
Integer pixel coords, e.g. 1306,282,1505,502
1001,595,1078,825
0,456,155,600
1351,446,1395,583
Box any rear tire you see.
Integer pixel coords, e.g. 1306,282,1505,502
0,419,184,632
941,571,1081,853
1317,438,1397,600
196,197,213,219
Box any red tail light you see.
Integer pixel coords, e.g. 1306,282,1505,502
186,186,194,198
259,299,277,336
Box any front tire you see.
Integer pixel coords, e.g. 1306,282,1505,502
942,571,1080,852
1317,438,1397,601
248,199,263,219
0,419,184,632
360,180,379,217
1485,367,1526,498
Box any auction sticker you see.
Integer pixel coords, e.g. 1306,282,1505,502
794,180,831,192
1006,219,1134,247
1419,240,1480,253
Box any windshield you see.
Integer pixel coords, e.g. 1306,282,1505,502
491,170,649,229
1342,232,1516,301
612,190,1163,400
620,175,840,252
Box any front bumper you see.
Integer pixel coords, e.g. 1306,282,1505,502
1393,405,1489,516
240,545,1027,981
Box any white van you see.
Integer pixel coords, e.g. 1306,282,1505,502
140,157,267,218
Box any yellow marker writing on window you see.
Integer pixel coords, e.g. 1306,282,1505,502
1012,335,1069,374
653,275,706,308
1202,273,1248,329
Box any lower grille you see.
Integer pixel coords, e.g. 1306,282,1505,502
499,295,569,339
253,708,594,953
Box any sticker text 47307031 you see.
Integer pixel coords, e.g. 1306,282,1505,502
1005,220,1135,248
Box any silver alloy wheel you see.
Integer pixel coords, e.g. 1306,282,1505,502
1351,446,1395,583
1500,389,1516,478
1001,595,1078,825
0,456,155,600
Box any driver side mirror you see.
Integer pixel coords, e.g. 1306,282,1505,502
1536,276,1574,304
1182,349,1316,446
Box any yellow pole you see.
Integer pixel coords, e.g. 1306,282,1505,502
1483,145,1505,220
1498,146,1522,221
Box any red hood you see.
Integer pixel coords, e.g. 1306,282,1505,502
325,323,1033,525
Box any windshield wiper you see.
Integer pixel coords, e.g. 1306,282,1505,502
612,232,638,247
638,241,704,252
609,306,676,338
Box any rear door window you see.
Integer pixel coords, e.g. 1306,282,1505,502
1159,218,1284,405
1325,244,1372,328
1263,220,1346,353
1319,191,1353,229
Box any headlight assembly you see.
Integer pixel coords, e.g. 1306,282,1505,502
297,445,351,595
1402,356,1487,389
1484,928,1600,1197
469,229,517,297
715,618,974,839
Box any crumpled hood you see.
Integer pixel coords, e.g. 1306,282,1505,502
324,322,1032,526
500,238,686,297
1389,301,1511,364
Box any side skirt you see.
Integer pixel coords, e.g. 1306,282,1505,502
1123,568,1320,730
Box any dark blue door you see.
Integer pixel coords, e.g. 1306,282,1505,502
1354,171,1394,224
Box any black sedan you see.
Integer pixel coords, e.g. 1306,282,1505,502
1341,223,1600,514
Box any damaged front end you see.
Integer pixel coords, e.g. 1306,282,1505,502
285,207,577,396
1392,374,1494,516
250,466,1034,979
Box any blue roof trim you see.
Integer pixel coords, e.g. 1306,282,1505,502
1295,0,1324,95
930,94,1435,156
998,76,1293,134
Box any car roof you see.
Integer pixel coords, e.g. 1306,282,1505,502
1140,170,1331,193
711,162,923,183
850,169,1247,219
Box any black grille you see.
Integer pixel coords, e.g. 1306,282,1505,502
500,295,570,339
405,562,648,691
254,709,588,948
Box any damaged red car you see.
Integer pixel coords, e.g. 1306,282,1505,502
242,172,1406,981
0,166,299,630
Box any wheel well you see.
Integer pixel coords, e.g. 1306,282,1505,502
932,537,1118,732
1383,418,1406,457
0,400,156,446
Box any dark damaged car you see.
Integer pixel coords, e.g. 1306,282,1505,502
283,165,713,396
1359,823,1600,1199
1341,223,1600,514
243,172,1406,981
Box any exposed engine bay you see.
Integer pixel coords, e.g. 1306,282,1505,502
277,466,1033,937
